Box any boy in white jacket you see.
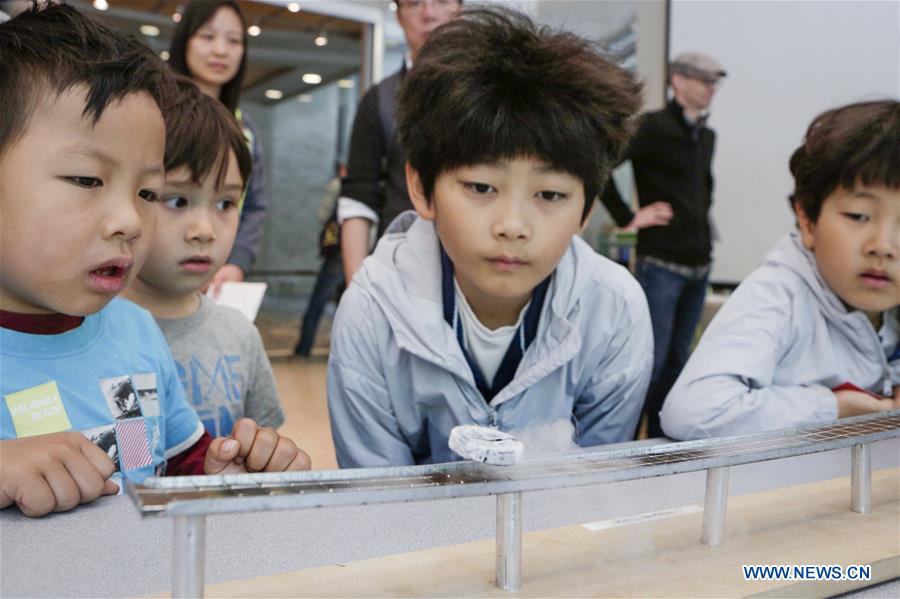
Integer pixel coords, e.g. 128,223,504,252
661,101,900,440
327,8,652,467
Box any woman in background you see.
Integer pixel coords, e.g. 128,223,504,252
169,0,268,294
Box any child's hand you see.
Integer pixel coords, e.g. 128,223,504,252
0,433,118,517
835,389,896,418
203,418,311,475
893,385,900,407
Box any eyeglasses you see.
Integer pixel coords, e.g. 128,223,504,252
396,0,460,13
689,74,721,88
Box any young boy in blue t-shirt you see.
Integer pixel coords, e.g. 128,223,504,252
661,101,900,440
0,3,309,518
327,8,653,467
123,76,284,437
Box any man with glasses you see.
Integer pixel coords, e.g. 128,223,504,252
336,0,463,287
600,52,727,439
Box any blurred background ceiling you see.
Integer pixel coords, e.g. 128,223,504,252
69,0,367,104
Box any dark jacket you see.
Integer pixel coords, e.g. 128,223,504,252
340,68,409,237
229,111,267,274
601,99,716,267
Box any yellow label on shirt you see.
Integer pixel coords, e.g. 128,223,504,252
4,381,71,437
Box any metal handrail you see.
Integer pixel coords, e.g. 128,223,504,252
127,411,900,517
125,411,900,597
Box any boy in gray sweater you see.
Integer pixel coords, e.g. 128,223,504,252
124,77,284,437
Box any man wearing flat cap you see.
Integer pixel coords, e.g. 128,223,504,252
601,51,727,438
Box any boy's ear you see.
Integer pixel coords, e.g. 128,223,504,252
405,162,436,221
795,201,817,251
579,199,596,232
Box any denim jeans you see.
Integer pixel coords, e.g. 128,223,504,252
635,258,708,437
295,253,344,356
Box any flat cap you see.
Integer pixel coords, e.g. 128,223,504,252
670,51,727,79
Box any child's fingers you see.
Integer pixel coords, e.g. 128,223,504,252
14,475,57,518
101,479,120,496
203,437,240,474
261,437,300,472
41,460,82,513
286,447,312,472
230,418,260,458
244,427,278,472
77,436,117,480
63,450,114,503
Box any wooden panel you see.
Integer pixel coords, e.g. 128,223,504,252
195,469,900,597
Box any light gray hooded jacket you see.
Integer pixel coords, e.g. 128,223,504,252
327,214,653,468
661,232,900,440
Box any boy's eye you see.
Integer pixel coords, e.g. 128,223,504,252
463,182,496,194
162,195,189,210
66,176,102,188
536,191,567,202
216,198,237,211
138,189,159,203
842,212,870,222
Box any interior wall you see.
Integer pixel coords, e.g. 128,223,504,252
245,81,348,297
670,0,900,284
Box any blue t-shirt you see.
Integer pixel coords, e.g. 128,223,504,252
1,298,203,484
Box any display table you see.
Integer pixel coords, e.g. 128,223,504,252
2,439,898,598
200,469,900,597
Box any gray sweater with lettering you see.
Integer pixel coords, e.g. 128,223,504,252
156,295,284,437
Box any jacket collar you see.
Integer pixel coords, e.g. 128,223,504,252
666,98,709,134
360,213,583,406
766,232,891,355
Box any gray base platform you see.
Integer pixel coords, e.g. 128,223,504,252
2,438,898,598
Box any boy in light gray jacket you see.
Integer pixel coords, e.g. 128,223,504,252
327,8,653,468
662,101,900,440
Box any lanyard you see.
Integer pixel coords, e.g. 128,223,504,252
440,246,550,402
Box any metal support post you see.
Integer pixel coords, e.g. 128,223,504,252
700,467,730,547
851,443,871,514
173,515,206,598
496,492,522,592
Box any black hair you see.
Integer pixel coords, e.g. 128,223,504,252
168,0,247,114
396,7,642,222
164,76,252,190
790,100,900,222
0,1,172,155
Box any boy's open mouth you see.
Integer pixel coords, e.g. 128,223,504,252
88,258,133,294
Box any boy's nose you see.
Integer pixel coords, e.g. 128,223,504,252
491,199,531,241
103,197,144,243
187,214,215,243
866,222,899,260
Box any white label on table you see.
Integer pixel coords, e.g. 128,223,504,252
582,504,702,531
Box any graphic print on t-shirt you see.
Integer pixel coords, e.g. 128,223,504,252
115,418,153,471
81,423,121,472
174,353,242,437
99,375,142,420
3,381,72,438
131,373,160,417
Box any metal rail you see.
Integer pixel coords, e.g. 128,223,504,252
127,411,900,596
